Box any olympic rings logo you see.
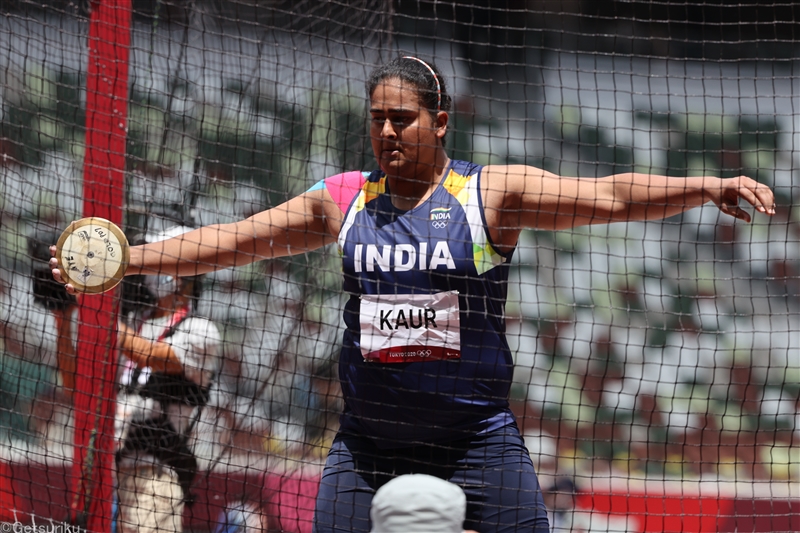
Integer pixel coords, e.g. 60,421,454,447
431,221,448,229
416,349,432,357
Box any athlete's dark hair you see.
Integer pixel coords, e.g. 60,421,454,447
366,56,452,146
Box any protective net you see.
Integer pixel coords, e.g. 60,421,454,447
0,1,798,531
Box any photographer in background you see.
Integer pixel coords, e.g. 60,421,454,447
30,234,79,397
114,225,222,533
0,232,82,447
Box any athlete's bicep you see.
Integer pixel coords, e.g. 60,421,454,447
243,188,337,259
533,175,625,229
489,165,611,230
522,174,610,230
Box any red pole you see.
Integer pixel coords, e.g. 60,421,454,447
70,0,131,529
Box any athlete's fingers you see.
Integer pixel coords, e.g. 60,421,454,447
50,265,77,294
750,182,777,215
716,177,776,222
48,248,65,282
733,176,776,215
49,246,75,292
52,268,78,296
716,183,745,221
718,201,751,223
730,206,751,223
49,253,64,284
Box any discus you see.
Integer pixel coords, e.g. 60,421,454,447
55,217,130,294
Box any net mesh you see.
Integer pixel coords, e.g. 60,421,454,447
0,1,798,531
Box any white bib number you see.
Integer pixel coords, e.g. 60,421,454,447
359,290,461,363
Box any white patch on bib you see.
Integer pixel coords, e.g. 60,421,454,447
359,290,461,363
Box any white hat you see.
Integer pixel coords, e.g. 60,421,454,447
370,474,466,533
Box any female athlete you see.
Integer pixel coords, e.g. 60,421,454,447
52,56,775,532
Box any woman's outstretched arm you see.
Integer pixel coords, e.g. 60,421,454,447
486,165,776,232
51,187,339,285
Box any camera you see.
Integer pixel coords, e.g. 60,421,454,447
29,233,77,311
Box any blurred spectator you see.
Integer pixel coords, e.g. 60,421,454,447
214,496,268,533
115,225,223,533
524,429,558,477
28,232,78,393
543,477,589,533
369,474,479,533
628,392,667,475
20,232,79,444
262,471,319,533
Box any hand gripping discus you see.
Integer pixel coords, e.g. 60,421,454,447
55,217,130,294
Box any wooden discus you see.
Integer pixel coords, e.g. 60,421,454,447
55,217,129,294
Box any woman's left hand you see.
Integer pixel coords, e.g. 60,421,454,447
712,176,776,222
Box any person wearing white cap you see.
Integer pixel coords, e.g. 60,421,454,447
370,474,478,533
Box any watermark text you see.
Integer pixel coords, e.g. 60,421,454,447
1,522,86,533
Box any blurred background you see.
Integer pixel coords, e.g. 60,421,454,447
0,1,798,531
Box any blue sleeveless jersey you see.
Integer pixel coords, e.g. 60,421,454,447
331,160,516,447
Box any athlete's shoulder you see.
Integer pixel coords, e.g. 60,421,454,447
307,171,373,213
449,159,483,177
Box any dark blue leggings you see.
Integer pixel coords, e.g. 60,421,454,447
313,423,550,533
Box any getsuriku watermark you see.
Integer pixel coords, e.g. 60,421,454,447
0,523,86,533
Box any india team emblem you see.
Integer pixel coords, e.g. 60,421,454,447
430,207,451,229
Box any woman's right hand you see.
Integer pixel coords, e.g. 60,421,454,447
49,245,77,295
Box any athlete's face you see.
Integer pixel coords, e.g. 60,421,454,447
369,77,447,178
